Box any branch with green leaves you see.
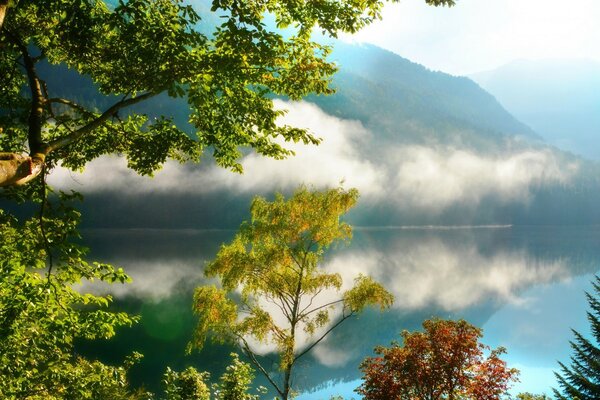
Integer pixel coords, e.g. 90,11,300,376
1,0,455,188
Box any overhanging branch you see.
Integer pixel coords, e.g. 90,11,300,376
47,91,155,152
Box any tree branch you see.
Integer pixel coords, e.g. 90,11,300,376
293,310,355,363
47,97,93,116
240,338,285,398
264,294,291,321
46,91,155,152
298,297,343,321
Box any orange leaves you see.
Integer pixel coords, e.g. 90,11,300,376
358,319,519,400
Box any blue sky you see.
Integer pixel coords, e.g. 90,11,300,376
343,0,600,75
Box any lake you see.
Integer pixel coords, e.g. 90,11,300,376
78,225,600,398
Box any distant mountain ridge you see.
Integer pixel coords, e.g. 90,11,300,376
470,58,600,160
309,43,538,151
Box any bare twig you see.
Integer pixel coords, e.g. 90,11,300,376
293,310,355,363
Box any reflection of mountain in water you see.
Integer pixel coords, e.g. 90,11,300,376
77,226,600,396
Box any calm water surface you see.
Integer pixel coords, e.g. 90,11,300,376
79,225,600,398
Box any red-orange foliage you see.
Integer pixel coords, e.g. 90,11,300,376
357,319,519,400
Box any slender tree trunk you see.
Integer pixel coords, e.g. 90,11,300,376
282,363,293,400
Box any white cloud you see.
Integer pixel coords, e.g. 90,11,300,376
311,341,355,368
388,146,575,211
49,100,384,198
49,101,576,212
211,100,384,195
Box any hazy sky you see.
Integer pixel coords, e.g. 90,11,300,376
343,0,600,75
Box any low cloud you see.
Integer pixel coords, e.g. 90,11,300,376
49,101,577,213
49,100,382,197
388,146,576,211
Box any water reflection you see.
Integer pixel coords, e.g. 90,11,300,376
79,226,600,397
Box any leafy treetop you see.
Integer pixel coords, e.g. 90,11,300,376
190,187,393,400
358,318,519,400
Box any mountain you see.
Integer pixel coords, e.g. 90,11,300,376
470,58,600,160
314,43,538,149
7,43,600,228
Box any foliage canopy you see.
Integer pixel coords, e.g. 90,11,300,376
0,193,141,399
357,318,519,400
162,353,263,400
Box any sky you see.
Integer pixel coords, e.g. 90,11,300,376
343,0,600,75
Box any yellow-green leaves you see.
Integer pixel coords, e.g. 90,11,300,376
163,353,263,400
191,187,392,399
163,366,211,400
190,285,238,352
0,196,139,398
343,274,395,313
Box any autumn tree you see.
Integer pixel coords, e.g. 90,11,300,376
553,275,600,400
0,0,455,187
357,318,519,400
189,187,394,400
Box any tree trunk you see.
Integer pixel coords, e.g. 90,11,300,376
0,0,8,30
282,365,292,400
0,153,45,186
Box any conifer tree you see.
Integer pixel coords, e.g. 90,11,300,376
553,275,600,400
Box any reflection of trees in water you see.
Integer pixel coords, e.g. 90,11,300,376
78,227,600,396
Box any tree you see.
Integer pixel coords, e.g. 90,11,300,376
162,353,263,400
0,0,455,187
0,192,143,399
553,275,600,400
189,187,394,400
357,318,519,400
